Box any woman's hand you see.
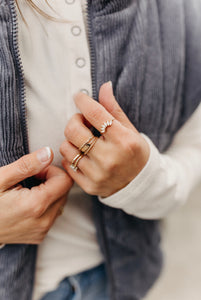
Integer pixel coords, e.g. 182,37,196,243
60,82,150,198
0,147,73,245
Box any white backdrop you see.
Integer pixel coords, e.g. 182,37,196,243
146,183,201,300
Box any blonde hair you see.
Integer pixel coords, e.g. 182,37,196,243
15,0,65,22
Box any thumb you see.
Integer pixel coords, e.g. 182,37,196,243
99,82,137,131
0,147,53,191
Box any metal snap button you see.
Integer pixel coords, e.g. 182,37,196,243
65,0,75,4
76,58,86,68
71,26,81,36
80,89,89,95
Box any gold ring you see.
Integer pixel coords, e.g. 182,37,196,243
59,205,64,216
70,153,84,172
100,118,115,133
79,136,98,155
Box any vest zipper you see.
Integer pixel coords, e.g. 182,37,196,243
86,0,98,100
86,4,116,299
9,0,29,155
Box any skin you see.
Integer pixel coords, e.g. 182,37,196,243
0,82,150,245
0,148,73,244
60,82,150,198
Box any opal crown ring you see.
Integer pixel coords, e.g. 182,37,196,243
100,118,115,133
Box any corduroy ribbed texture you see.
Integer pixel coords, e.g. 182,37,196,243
90,1,201,299
0,0,201,300
0,1,25,166
0,1,37,300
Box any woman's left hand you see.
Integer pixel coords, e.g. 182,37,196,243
60,82,150,198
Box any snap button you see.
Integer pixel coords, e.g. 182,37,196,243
76,58,86,68
71,26,81,36
65,0,75,4
80,89,89,95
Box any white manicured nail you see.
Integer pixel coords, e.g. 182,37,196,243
37,147,51,163
107,81,113,95
108,81,113,88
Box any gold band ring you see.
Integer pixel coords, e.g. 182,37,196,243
70,153,84,172
59,205,64,216
70,136,98,171
79,136,98,155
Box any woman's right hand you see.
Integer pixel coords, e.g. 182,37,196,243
0,147,73,245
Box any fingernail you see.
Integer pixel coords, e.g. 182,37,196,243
107,81,113,94
37,147,52,163
108,81,113,88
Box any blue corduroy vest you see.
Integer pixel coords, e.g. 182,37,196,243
0,0,201,299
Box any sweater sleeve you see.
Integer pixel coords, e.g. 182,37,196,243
98,104,201,219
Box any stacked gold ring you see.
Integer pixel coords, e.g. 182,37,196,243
59,205,64,216
70,136,98,172
70,153,84,171
79,136,98,155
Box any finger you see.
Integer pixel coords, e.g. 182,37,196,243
42,195,67,219
60,139,89,169
62,159,93,194
60,140,97,177
99,82,137,132
64,113,94,147
29,165,73,211
74,92,122,139
63,114,101,156
0,147,53,192
37,196,68,234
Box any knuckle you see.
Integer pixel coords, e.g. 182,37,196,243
19,200,32,217
126,137,141,154
41,184,53,201
65,124,73,139
92,172,105,186
22,194,45,218
39,218,52,234
15,189,45,219
32,202,46,218
31,188,52,218
74,113,83,121
84,184,97,195
64,123,72,139
15,189,34,216
18,155,33,175
108,160,118,173
59,141,66,156
102,157,118,174
65,119,77,140
60,172,74,189
118,131,140,156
